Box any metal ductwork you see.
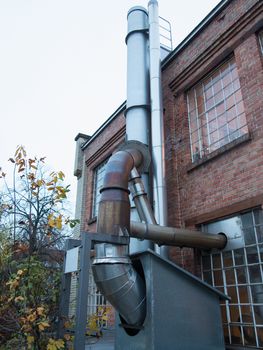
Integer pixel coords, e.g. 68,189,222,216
92,142,227,327
125,6,154,254
92,143,150,327
92,0,228,331
130,221,227,250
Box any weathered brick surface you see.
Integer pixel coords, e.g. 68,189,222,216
81,0,263,275
162,0,263,273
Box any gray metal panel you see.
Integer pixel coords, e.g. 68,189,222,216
116,250,227,350
58,239,81,338
74,234,91,350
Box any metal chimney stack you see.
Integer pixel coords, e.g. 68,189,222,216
126,6,154,254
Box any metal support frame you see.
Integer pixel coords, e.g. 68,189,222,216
59,233,129,350
58,239,81,339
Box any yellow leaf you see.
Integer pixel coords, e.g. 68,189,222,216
27,335,34,345
38,321,50,331
64,334,71,341
36,180,43,187
27,313,37,322
14,296,24,302
64,321,71,329
56,215,62,230
17,269,24,276
37,306,45,315
47,338,64,350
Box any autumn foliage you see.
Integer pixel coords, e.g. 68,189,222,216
0,146,78,349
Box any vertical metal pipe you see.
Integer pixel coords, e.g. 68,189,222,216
148,0,168,258
129,167,157,225
126,6,154,254
126,6,150,145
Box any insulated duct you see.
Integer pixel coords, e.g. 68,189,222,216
125,6,154,254
92,145,148,327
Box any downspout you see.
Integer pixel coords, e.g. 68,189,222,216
148,0,168,257
92,145,147,326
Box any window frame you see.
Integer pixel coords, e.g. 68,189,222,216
91,158,109,219
201,208,263,348
187,56,248,162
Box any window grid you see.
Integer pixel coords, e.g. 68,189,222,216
87,266,110,329
187,58,248,161
201,209,263,348
92,160,108,218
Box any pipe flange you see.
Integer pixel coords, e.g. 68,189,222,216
117,140,151,173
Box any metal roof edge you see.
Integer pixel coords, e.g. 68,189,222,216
81,101,126,150
161,0,231,70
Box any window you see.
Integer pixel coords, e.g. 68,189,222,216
92,160,108,218
201,209,263,348
258,30,263,55
187,57,248,161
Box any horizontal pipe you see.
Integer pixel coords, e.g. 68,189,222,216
130,221,227,250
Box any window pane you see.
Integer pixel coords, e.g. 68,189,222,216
202,255,211,270
214,270,223,286
234,248,245,266
92,160,108,217
201,209,263,347
236,267,247,284
254,209,263,225
187,57,248,162
241,212,254,228
244,227,256,245
243,326,257,346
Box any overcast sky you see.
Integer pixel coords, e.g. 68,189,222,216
0,0,221,211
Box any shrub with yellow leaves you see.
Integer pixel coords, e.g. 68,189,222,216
47,338,65,350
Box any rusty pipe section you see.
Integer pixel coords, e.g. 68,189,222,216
92,148,146,327
130,221,227,250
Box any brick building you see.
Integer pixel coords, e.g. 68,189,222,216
74,0,263,348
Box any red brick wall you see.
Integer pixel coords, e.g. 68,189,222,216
162,0,263,273
82,0,263,275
